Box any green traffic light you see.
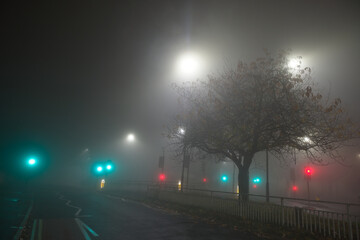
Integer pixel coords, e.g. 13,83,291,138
28,158,36,166
97,166,103,172
253,177,261,183
106,164,112,170
221,175,228,182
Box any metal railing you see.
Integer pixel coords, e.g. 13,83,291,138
142,184,360,240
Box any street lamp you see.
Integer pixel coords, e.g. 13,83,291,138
175,52,203,79
288,58,298,69
178,127,185,135
178,126,187,192
175,51,204,191
126,133,135,143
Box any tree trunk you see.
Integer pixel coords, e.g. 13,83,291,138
238,166,249,201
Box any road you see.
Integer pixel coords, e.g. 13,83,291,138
0,188,31,240
29,187,259,240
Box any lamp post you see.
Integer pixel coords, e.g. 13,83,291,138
175,51,204,191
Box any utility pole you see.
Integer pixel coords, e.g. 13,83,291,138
266,149,269,203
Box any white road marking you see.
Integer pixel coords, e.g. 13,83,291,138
75,218,92,240
78,218,99,237
77,215,92,218
13,200,33,240
38,219,43,240
56,193,100,239
75,218,99,239
105,194,127,202
30,219,37,240
57,193,82,216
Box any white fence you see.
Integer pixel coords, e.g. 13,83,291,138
145,184,360,240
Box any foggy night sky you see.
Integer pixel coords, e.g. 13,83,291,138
1,1,360,186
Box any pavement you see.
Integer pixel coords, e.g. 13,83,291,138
27,187,259,240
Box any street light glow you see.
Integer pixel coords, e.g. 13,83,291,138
127,133,135,142
178,127,185,135
176,52,203,78
288,58,298,68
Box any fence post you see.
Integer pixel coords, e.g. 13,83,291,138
281,197,284,226
347,204,353,240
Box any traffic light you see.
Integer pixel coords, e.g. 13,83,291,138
28,158,37,166
253,177,261,184
253,184,257,189
304,167,312,179
106,164,112,170
159,173,166,181
202,178,207,183
221,175,228,182
292,185,298,191
96,166,103,172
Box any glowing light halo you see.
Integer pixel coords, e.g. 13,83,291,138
175,52,203,79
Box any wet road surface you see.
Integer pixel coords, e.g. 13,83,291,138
29,187,259,240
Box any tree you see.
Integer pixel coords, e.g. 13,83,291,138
167,50,359,200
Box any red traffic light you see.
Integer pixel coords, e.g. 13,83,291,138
159,173,166,181
292,186,298,191
304,167,312,176
253,184,257,189
203,178,207,182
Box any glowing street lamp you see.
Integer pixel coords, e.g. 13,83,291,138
176,51,204,192
178,127,185,135
175,52,204,79
126,133,135,143
288,58,298,69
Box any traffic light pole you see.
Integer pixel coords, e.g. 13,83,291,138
307,178,310,207
162,148,165,173
180,146,185,192
266,149,269,203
